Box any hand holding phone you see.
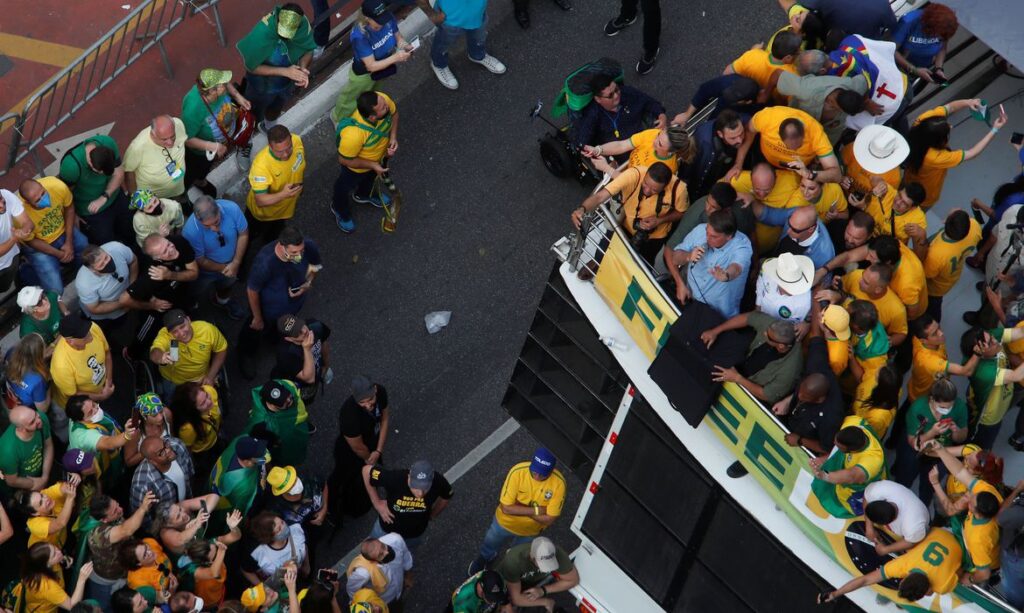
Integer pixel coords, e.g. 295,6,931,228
316,568,339,583
409,38,421,51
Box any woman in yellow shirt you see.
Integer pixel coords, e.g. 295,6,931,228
170,383,223,476
851,365,900,441
905,99,1008,209
15,478,77,548
13,543,94,612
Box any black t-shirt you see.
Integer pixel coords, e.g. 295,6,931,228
270,320,331,401
128,235,196,306
368,465,453,539
786,338,843,447
336,384,388,464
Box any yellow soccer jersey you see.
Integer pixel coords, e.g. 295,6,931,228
880,528,964,595
246,134,306,221
924,219,983,297
494,462,567,536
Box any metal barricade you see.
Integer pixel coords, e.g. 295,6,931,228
2,0,225,176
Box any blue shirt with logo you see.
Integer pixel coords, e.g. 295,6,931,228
893,9,944,68
351,18,399,75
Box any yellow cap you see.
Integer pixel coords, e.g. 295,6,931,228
822,305,851,341
241,583,267,612
276,9,303,39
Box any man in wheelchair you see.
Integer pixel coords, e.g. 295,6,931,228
571,73,668,158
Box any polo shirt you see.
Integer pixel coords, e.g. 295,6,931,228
879,528,963,595
21,177,73,245
183,199,248,265
677,224,752,319
905,106,966,209
864,480,929,543
151,320,228,385
246,134,306,221
75,241,134,320
57,135,123,215
924,219,983,297
750,106,834,170
337,92,396,173
756,205,836,269
603,166,688,240
123,119,188,198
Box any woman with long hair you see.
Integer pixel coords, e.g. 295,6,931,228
175,511,242,610
904,98,1009,209
6,334,65,440
170,382,223,478
852,365,901,441
13,543,94,612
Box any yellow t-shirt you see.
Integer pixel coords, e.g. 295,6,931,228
14,572,68,613
945,445,981,502
177,385,222,453
910,336,949,401
1008,321,1024,357
628,129,678,174
835,415,885,506
751,106,834,170
880,528,964,595
890,242,928,319
21,177,73,245
493,462,567,537
51,323,109,408
924,219,983,297
246,134,306,221
123,119,188,198
851,370,896,440
126,538,172,595
730,48,797,89
963,478,1003,570
841,145,901,197
825,336,849,376
351,588,389,612
27,483,67,548
337,92,396,174
788,181,847,222
730,168,800,251
905,106,966,209
865,186,927,246
603,166,688,240
151,321,227,385
842,270,908,337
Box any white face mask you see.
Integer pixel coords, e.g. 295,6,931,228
797,228,819,247
191,597,205,613
87,408,105,424
934,404,953,416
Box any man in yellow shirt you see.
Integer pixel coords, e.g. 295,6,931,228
730,163,800,251
821,235,926,320
920,210,982,322
841,265,908,347
246,125,306,246
819,527,964,603
571,162,687,264
51,316,114,410
908,314,981,402
468,448,566,575
331,91,398,233
149,310,228,396
809,416,885,517
853,179,928,250
731,106,841,183
582,125,693,176
18,177,87,296
724,32,801,96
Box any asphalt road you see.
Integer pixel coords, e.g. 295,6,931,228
210,0,780,609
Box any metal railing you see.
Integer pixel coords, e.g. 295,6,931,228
0,0,225,177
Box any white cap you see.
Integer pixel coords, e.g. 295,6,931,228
16,286,44,313
530,537,559,573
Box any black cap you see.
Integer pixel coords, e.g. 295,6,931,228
479,571,508,604
59,314,92,340
162,309,188,330
361,0,393,21
236,436,268,460
277,314,305,338
259,380,293,407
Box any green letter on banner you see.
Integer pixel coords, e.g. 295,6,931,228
744,423,793,492
621,278,662,332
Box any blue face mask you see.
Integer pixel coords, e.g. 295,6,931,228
36,193,51,209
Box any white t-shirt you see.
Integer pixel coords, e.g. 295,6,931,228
0,189,24,269
251,523,308,580
345,532,412,603
864,480,929,543
164,460,187,503
755,273,811,323
988,204,1023,289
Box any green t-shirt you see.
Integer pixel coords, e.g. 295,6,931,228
0,410,51,495
57,134,121,216
967,327,1015,426
905,395,968,447
496,543,574,588
451,572,494,613
19,290,62,346
181,86,237,146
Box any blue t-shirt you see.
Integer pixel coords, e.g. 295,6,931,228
892,9,944,68
11,371,47,407
436,0,487,30
247,240,322,321
183,199,248,265
351,18,399,75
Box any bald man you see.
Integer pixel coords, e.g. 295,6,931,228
0,406,54,495
751,202,836,269
124,115,189,200
128,434,194,511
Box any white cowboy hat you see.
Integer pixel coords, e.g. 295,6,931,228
763,252,814,295
853,125,910,175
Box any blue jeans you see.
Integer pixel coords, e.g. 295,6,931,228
1003,549,1024,609
370,518,422,552
430,19,488,69
478,517,533,562
22,229,88,294
87,576,126,611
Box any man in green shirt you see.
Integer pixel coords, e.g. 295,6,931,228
495,538,579,613
961,326,1024,449
17,285,67,347
0,405,54,495
57,134,134,245
449,570,510,613
245,379,309,466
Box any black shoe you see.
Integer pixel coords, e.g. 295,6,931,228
551,0,571,9
726,461,748,478
1010,434,1024,452
603,14,637,36
636,49,658,75
963,311,979,326
514,7,530,28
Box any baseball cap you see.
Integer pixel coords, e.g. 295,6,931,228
241,583,267,612
408,460,434,491
134,392,165,417
236,436,268,461
267,465,302,497
260,381,293,407
62,449,95,474
59,314,92,340
530,537,559,573
479,570,509,604
16,286,44,313
198,68,232,89
530,447,556,478
822,304,851,341
351,375,375,401
361,0,393,22
277,314,305,338
163,309,188,331
129,189,156,211
276,9,304,39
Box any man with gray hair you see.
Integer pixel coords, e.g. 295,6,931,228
123,115,189,202
775,49,869,144
182,196,249,319
345,533,413,604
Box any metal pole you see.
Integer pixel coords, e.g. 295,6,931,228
157,39,174,79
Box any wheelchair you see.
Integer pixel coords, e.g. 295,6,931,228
127,357,232,416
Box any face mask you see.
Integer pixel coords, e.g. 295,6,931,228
191,597,205,613
100,260,117,274
147,203,164,217
797,228,818,247
36,193,51,209
253,456,267,466
380,546,396,563
275,525,290,540
88,408,105,424
288,253,303,264
935,405,953,416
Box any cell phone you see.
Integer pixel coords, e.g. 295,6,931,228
316,568,339,583
1012,132,1024,146
409,38,421,51
939,418,954,427
289,283,307,294
199,499,207,515
169,340,179,362
130,406,142,430
930,70,948,85
851,190,866,201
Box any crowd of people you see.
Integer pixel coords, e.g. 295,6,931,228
570,0,1024,607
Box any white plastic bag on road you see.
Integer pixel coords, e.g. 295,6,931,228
425,311,452,334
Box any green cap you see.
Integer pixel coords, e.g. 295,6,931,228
276,9,303,39
199,68,232,89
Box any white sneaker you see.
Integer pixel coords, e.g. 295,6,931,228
432,64,459,90
469,54,506,74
